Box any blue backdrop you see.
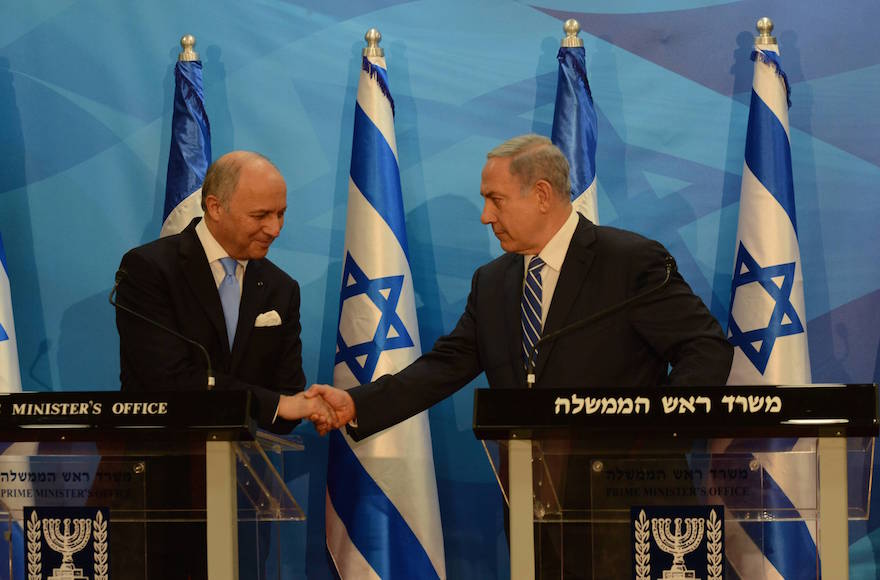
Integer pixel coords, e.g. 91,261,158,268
1,1,877,577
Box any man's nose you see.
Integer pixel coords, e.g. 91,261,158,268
265,215,283,237
480,201,493,225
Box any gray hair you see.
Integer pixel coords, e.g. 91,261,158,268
487,134,570,200
200,151,277,210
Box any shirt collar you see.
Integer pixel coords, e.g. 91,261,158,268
526,208,578,272
195,218,248,269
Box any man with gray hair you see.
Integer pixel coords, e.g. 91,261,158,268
307,135,732,575
308,133,731,434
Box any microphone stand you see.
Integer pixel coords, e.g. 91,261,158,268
109,270,216,389
525,256,676,388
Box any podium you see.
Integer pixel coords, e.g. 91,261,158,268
473,384,879,579
0,390,305,580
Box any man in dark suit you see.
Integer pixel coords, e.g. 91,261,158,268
117,150,325,429
114,151,328,579
306,134,731,433
307,135,732,578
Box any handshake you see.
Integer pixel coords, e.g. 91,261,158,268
278,385,356,435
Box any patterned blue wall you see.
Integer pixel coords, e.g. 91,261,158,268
1,1,877,577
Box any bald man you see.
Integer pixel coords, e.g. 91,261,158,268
116,151,323,428
117,151,325,429
114,151,328,578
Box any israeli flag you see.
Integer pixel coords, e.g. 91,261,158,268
0,232,21,394
0,231,26,580
326,46,446,579
725,37,816,580
551,42,599,223
159,59,211,238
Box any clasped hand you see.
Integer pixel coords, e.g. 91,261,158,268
277,386,356,435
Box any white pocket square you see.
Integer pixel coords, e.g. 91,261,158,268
254,310,282,327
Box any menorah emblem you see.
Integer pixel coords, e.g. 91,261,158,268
651,516,705,580
43,517,92,580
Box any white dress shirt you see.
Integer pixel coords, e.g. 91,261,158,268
522,208,579,329
195,219,247,293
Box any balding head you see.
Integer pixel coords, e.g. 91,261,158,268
201,151,281,211
202,151,287,260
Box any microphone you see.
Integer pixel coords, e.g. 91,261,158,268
109,268,216,389
524,255,677,387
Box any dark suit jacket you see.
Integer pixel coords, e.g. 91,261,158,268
116,218,306,433
348,215,732,440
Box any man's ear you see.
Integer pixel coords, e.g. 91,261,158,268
203,194,222,219
533,179,553,211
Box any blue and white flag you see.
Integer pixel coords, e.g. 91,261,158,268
0,232,21,394
160,59,211,238
326,49,446,579
0,231,25,580
725,37,815,580
551,43,599,223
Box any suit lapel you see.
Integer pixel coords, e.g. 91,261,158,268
502,253,527,387
535,216,597,382
231,260,265,370
180,224,229,354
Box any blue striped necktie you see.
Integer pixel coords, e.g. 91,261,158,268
521,256,545,369
218,257,239,349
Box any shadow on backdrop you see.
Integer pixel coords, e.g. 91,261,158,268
57,290,119,389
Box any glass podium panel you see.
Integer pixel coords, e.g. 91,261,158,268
236,431,305,522
0,435,305,580
483,436,873,578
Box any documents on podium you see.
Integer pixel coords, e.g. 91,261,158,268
473,384,878,580
0,389,305,580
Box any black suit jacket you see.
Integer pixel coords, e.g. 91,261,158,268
348,215,732,440
116,218,306,433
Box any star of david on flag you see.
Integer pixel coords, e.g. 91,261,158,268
727,243,804,375
336,252,414,385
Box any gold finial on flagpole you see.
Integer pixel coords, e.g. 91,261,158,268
561,19,583,48
179,34,199,61
363,28,384,57
756,17,777,45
